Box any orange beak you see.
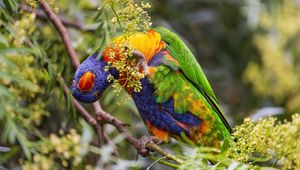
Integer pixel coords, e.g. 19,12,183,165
78,71,95,92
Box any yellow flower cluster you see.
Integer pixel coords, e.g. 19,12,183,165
98,0,152,103
180,114,300,169
104,43,145,104
49,129,81,161
25,0,38,8
105,44,145,90
11,13,36,47
22,129,83,169
26,0,59,13
45,0,59,13
229,114,300,169
21,154,53,170
102,0,152,35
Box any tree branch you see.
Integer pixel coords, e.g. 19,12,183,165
20,5,84,30
39,0,106,147
39,0,182,165
40,0,80,69
94,110,183,163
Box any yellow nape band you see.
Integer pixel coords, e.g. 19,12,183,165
112,30,166,62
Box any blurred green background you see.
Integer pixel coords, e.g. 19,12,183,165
1,0,300,169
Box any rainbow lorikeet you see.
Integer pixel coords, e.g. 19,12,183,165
71,27,232,151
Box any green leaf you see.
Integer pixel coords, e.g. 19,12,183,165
89,8,110,57
16,132,31,159
0,85,12,98
0,5,14,23
0,103,5,119
5,118,17,144
0,47,39,55
0,55,16,68
3,117,31,159
0,72,39,92
0,34,9,47
3,0,18,14
0,146,19,164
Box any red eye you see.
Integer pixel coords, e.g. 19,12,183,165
78,71,95,92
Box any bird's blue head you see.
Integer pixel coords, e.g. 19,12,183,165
71,53,112,103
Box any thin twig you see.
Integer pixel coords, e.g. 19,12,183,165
146,156,167,170
149,156,180,168
96,123,104,146
147,143,183,163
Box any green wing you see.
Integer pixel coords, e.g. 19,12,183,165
154,26,232,133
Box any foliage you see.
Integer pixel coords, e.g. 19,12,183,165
178,147,254,170
0,0,300,170
244,1,300,112
0,5,49,159
1,0,96,168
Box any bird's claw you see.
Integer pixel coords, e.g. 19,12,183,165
137,135,163,157
132,50,148,73
135,60,148,73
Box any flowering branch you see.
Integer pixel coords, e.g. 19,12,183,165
39,0,182,166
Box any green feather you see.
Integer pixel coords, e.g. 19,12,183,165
148,64,231,146
155,26,217,100
154,26,232,134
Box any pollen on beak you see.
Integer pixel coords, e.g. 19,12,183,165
78,71,95,92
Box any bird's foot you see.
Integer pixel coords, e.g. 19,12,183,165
132,50,148,73
137,135,163,157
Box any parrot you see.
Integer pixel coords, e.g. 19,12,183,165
71,27,232,153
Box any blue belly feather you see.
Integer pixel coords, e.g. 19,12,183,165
132,78,202,137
